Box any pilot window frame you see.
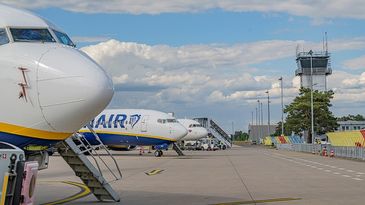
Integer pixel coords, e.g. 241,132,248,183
9,27,56,43
0,28,9,46
51,29,76,47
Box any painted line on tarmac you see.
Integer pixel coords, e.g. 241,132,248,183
211,197,302,205
145,169,164,176
41,181,91,205
265,152,365,181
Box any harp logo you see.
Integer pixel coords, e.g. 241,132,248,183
130,114,141,128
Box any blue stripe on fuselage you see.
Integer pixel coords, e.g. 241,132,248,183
82,132,173,146
0,131,59,149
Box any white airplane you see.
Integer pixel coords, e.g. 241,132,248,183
178,119,208,141
79,109,188,157
0,4,113,156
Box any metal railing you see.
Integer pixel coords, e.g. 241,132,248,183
276,144,365,161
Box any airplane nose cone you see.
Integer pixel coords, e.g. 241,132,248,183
199,128,209,138
174,124,188,141
37,47,114,132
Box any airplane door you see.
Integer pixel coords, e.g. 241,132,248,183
141,115,149,132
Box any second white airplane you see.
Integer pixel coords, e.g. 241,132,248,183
79,109,188,157
178,119,208,141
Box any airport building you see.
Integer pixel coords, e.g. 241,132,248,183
295,50,332,91
336,121,365,131
248,124,276,143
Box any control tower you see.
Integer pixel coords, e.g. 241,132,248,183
295,50,332,91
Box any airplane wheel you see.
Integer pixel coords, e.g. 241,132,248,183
159,150,163,156
154,150,162,157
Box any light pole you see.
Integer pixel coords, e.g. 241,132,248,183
265,90,271,137
260,101,263,138
231,121,234,138
251,111,254,126
279,77,284,136
309,50,315,144
257,100,260,140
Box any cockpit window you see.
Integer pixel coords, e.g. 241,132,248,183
53,30,75,47
167,119,177,123
10,28,55,43
157,119,177,124
189,124,202,128
0,29,9,45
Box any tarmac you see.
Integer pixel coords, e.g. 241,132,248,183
35,146,365,205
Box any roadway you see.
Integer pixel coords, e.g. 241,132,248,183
35,146,365,204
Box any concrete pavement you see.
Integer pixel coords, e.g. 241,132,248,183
35,146,365,204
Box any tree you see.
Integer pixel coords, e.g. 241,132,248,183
284,88,338,143
272,121,291,136
233,131,249,141
337,114,365,121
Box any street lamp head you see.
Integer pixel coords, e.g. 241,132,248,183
278,77,283,81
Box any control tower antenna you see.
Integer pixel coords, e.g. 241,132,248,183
325,32,328,54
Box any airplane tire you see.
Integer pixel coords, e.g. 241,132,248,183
154,150,161,157
160,150,163,156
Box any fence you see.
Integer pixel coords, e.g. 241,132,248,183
276,144,365,161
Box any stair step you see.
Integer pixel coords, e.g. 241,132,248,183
93,188,109,195
56,137,121,202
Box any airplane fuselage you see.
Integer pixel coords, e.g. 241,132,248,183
80,109,188,146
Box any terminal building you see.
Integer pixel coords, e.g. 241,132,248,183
248,124,276,143
336,121,365,131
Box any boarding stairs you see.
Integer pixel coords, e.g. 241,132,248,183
194,118,232,148
172,143,185,156
56,125,122,202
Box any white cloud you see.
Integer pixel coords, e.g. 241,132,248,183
3,0,365,21
343,55,365,70
113,74,129,84
78,38,365,130
72,36,111,44
80,38,365,106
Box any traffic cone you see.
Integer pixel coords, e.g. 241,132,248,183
330,150,334,158
322,147,327,157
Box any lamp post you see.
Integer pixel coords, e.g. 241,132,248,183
279,77,284,136
309,50,315,144
251,111,254,126
260,101,263,139
265,90,271,137
257,100,260,140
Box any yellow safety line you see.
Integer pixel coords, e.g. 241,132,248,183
41,181,91,205
145,169,164,176
0,173,9,205
211,197,302,205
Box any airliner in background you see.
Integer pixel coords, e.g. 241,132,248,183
0,3,114,159
79,109,188,157
178,119,208,141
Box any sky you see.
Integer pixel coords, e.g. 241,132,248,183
2,0,365,133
